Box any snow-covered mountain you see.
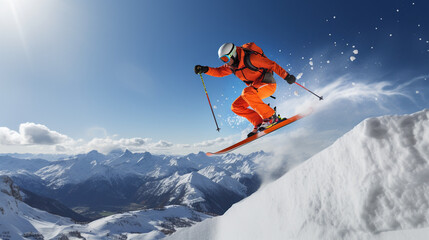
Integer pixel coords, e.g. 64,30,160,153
0,175,211,239
168,109,429,240
0,150,264,219
136,171,243,214
0,175,74,240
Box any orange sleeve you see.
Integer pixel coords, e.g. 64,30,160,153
206,65,233,77
252,55,289,79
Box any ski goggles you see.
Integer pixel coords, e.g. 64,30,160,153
219,53,233,63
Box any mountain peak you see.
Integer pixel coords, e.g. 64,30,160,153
87,150,103,157
78,150,107,162
181,172,215,189
121,149,133,157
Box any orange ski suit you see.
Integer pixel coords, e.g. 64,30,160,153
206,46,290,127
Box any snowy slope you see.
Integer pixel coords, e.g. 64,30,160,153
168,109,429,240
80,205,211,240
0,175,74,240
198,166,247,197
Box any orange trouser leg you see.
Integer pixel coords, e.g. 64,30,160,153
231,83,276,127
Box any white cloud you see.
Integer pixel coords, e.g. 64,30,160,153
153,140,173,148
85,137,151,154
0,122,232,155
0,127,22,145
0,123,69,145
19,122,70,145
193,137,234,148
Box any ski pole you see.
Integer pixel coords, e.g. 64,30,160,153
294,82,323,101
199,73,221,132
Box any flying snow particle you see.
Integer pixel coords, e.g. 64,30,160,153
353,50,359,54
297,73,303,79
309,61,314,66
352,45,356,48
350,56,356,62
294,91,299,96
327,60,330,64
333,16,336,19
375,27,378,30
279,49,282,53
416,91,420,94
419,38,422,41
389,34,393,37
396,9,399,12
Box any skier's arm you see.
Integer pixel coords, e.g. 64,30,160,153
253,55,289,79
206,65,233,77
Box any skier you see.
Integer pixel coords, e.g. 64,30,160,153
195,42,296,137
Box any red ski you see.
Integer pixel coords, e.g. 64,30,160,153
206,108,312,156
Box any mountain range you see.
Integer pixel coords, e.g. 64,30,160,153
0,149,265,220
0,175,211,239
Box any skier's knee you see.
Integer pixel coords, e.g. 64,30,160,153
242,87,256,96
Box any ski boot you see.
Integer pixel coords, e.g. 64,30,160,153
247,124,261,138
258,107,287,131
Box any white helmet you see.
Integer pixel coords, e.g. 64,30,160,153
218,43,237,63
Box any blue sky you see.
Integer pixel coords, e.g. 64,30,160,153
0,0,428,156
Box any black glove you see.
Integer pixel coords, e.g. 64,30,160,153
285,74,296,84
194,65,209,74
